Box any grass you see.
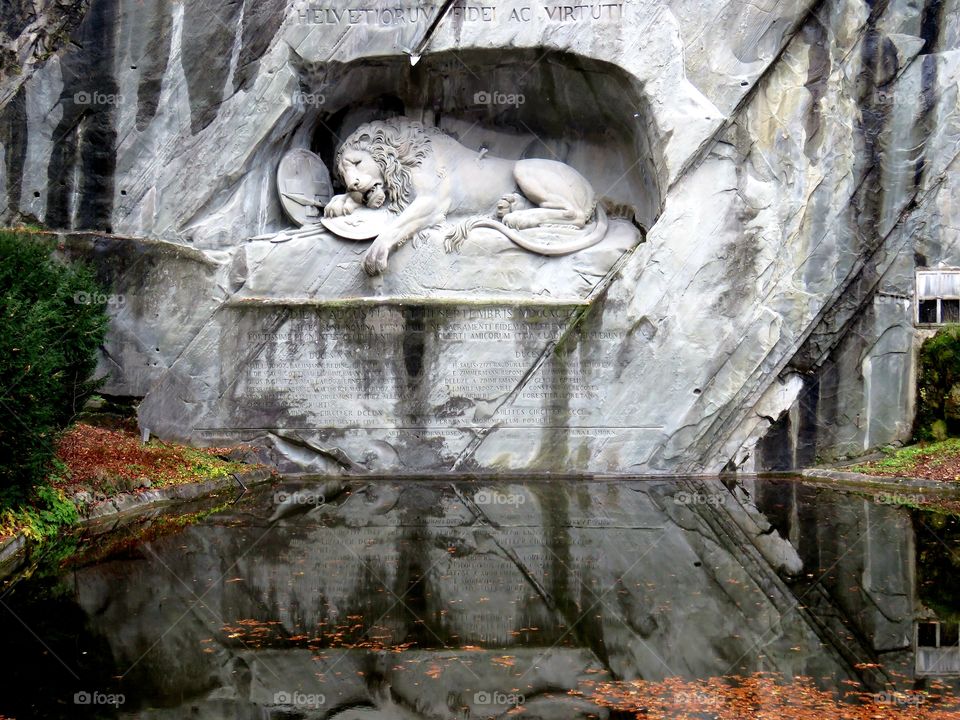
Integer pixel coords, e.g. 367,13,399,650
0,481,79,544
847,438,960,479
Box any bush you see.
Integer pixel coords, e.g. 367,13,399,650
0,231,108,491
914,326,960,441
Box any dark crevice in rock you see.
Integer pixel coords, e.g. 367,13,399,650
919,0,945,54
134,0,173,132
0,84,27,215
914,52,939,188
182,0,242,135
233,0,287,94
45,0,118,232
802,17,829,162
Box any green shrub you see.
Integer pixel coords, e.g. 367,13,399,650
914,326,960,441
0,231,108,490
0,481,80,542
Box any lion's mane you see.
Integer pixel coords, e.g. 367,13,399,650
335,118,437,212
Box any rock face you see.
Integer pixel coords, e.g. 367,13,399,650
3,0,959,472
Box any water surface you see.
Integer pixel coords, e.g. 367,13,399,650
1,476,959,718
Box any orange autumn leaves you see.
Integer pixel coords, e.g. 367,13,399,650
54,423,246,487
572,674,960,719
209,620,960,719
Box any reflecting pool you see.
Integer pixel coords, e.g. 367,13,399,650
1,477,959,718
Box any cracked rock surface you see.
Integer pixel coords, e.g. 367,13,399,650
3,0,959,472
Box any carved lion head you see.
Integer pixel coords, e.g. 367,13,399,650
334,118,435,212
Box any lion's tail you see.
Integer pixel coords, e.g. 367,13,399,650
445,205,608,256
443,218,477,253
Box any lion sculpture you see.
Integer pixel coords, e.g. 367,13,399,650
323,117,608,276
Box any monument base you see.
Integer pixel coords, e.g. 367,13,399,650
138,298,660,474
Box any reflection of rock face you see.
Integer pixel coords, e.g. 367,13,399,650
62,480,885,718
755,478,919,677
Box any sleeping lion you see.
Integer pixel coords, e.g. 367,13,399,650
323,117,608,276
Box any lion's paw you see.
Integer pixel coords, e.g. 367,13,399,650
496,193,523,218
502,211,539,230
324,193,360,218
362,241,391,276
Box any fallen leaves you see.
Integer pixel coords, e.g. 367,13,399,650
54,423,250,491
571,674,960,719
220,618,417,652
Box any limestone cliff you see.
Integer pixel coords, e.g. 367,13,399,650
1,0,956,473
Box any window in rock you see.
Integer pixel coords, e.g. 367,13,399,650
916,620,960,676
917,270,960,325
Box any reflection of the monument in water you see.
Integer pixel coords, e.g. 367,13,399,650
5,478,960,718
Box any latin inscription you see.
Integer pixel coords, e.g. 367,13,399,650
229,306,625,430
295,3,625,25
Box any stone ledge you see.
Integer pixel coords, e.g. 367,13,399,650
0,467,274,584
225,296,593,308
800,468,960,495
0,534,27,581
77,467,275,525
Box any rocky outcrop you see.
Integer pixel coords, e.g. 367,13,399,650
2,0,958,472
